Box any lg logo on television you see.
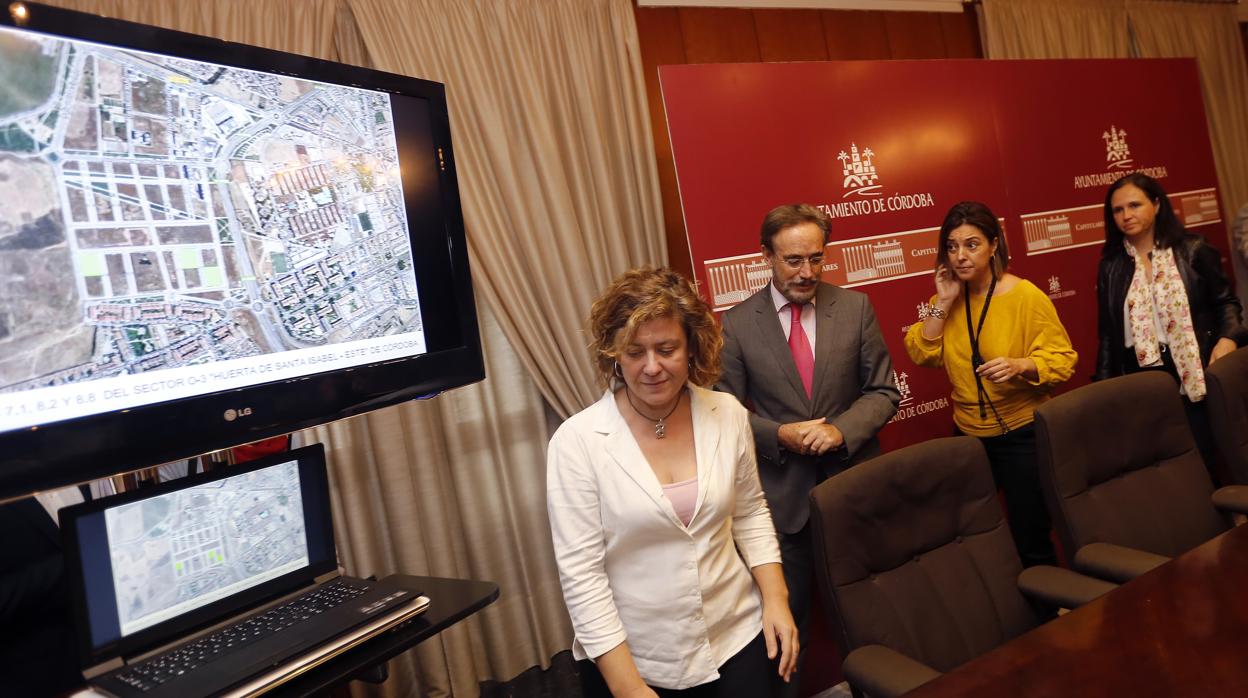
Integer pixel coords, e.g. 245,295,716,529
223,407,254,422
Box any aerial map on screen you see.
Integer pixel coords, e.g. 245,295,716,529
0,26,425,431
104,460,308,636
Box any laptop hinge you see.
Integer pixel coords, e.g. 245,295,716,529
84,657,125,679
314,569,340,585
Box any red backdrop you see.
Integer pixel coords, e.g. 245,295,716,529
660,58,1230,450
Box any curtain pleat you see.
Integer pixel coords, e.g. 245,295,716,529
305,305,570,698
1128,1,1248,259
981,0,1130,59
344,0,667,420
43,0,339,58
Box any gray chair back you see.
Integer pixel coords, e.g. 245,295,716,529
1206,347,1248,485
809,436,1039,673
1034,371,1226,558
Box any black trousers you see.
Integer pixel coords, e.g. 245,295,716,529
579,633,772,698
974,423,1058,568
771,525,811,698
1126,346,1220,483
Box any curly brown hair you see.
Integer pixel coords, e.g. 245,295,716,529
588,267,723,387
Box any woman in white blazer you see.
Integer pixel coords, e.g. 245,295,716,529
548,267,797,697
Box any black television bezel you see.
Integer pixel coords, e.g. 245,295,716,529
59,443,338,667
0,2,482,501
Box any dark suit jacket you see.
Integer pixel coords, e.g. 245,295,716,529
0,497,84,696
718,282,900,533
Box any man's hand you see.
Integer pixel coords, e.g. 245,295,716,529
800,422,844,456
778,418,842,456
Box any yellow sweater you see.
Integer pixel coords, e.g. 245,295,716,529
904,279,1077,437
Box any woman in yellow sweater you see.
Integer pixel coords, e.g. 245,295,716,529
904,201,1077,567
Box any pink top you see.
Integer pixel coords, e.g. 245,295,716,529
662,477,699,527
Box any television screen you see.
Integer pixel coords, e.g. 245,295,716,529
0,2,482,501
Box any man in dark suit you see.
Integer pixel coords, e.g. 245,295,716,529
0,493,87,697
718,203,899,695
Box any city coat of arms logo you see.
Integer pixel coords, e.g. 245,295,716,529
838,142,882,198
1103,125,1133,169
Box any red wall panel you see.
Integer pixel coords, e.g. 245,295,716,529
634,5,983,277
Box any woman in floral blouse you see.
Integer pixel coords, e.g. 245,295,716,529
1095,173,1248,478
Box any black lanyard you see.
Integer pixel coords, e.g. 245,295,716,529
964,274,1001,426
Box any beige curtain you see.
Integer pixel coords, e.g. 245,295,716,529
981,0,1130,59
1128,1,1248,258
302,304,570,698
42,0,340,58
344,0,667,419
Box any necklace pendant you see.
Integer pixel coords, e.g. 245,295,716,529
654,418,666,439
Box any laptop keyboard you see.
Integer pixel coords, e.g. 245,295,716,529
113,580,369,692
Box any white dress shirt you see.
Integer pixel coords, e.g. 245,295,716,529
770,283,817,352
546,384,782,689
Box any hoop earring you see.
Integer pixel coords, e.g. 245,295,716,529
613,361,623,378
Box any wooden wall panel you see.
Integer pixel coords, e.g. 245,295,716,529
1241,22,1247,66
754,9,829,62
884,11,948,59
822,10,891,60
634,7,692,275
635,3,984,286
940,9,982,59
678,8,760,63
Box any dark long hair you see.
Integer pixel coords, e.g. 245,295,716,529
936,201,1009,275
1102,173,1186,259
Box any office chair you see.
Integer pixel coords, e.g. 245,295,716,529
809,436,1111,698
1035,371,1248,583
1206,347,1248,485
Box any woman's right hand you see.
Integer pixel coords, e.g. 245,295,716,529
934,264,960,305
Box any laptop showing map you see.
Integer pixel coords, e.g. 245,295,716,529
60,444,429,697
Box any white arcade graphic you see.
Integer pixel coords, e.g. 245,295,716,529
843,239,904,283
1177,190,1220,226
706,257,773,308
701,226,941,312
1023,215,1073,252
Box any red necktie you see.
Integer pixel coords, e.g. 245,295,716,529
788,303,814,398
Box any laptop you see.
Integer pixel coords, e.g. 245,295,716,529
60,443,430,698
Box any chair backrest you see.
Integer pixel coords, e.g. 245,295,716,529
1206,347,1248,485
809,436,1039,673
1035,371,1226,559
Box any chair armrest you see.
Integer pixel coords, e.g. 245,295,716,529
1017,565,1116,609
1073,542,1170,583
843,644,941,698
1212,486,1248,516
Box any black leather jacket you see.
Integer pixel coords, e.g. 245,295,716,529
1095,233,1248,381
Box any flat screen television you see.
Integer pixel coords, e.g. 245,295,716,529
0,2,482,501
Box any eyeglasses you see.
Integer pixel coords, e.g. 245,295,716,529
780,255,824,270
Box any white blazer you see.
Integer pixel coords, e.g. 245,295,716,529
546,384,782,690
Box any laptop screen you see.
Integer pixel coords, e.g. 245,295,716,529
62,444,337,665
